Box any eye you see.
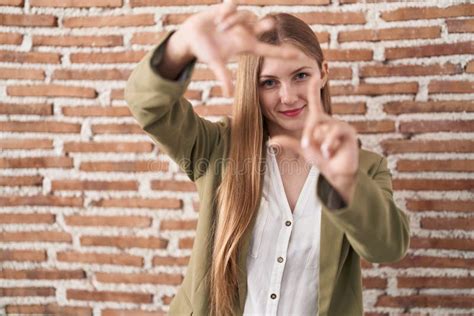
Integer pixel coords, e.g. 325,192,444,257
260,79,276,88
295,72,309,80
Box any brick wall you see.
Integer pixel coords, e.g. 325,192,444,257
0,0,473,315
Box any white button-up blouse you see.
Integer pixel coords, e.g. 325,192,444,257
243,142,322,316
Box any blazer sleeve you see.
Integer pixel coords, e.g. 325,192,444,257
316,153,410,263
125,31,225,181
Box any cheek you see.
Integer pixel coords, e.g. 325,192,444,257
258,91,276,117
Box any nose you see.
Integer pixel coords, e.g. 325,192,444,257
279,83,298,105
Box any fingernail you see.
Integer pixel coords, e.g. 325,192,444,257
301,137,309,148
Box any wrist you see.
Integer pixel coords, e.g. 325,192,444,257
329,172,357,206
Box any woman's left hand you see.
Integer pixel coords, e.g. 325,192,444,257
270,75,360,206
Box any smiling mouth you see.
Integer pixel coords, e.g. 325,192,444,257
279,105,306,117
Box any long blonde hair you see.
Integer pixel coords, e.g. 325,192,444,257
210,13,332,315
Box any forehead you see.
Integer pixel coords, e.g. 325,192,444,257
259,50,319,78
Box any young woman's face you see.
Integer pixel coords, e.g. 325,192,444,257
258,46,327,138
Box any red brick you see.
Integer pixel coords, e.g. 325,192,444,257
64,141,153,153
0,67,45,80
160,219,197,230
5,304,91,316
80,160,168,172
161,13,192,26
360,63,462,78
91,123,144,135
81,235,168,249
339,26,440,42
295,11,365,25
57,251,143,266
406,199,473,213
7,84,97,98
386,42,474,60
0,176,42,187
151,180,196,192
332,82,418,96
380,254,474,269
0,13,57,26
0,103,52,115
70,51,146,64
421,217,473,231
393,179,473,191
111,88,124,100
397,159,474,172
0,157,73,169
0,138,53,149
400,120,474,133
410,237,474,251
0,121,81,133
362,277,387,289
429,80,474,94
131,0,217,6
0,213,55,224
0,250,46,262
384,100,474,114
30,0,122,7
0,32,22,45
349,120,395,134
332,102,366,115
65,215,151,227
381,139,474,154
0,269,85,280
33,35,123,47
0,195,83,207
91,197,182,209
0,50,60,63
447,18,474,33
96,272,182,285
51,180,138,191
380,4,474,21
0,231,72,243
62,105,131,117
0,287,55,297
67,289,152,303
0,0,24,5
53,69,131,81
236,0,329,4
185,89,202,100
376,294,474,308
179,237,194,249
131,31,167,45
324,49,373,61
64,14,154,28
152,255,189,266
467,60,474,73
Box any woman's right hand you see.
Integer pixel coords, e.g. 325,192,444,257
169,2,304,97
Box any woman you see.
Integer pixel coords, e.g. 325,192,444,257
125,2,410,315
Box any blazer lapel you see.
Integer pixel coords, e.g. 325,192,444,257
318,178,346,315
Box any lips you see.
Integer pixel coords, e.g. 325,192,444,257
279,105,305,117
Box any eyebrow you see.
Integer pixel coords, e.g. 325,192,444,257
259,66,312,79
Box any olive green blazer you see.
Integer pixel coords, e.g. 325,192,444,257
125,31,410,316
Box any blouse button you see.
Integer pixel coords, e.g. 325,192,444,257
270,293,277,299
285,220,292,227
277,257,284,263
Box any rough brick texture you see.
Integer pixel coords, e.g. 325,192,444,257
0,0,473,315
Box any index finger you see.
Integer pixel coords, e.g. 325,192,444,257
307,74,326,118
